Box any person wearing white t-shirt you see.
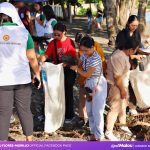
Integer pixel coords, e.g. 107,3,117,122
31,2,45,37
43,5,57,39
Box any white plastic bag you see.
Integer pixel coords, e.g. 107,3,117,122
41,62,65,133
130,56,150,109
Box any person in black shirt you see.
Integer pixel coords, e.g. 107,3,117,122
116,15,143,115
116,15,141,50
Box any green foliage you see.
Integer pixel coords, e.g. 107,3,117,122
92,11,97,16
85,0,102,3
147,1,150,9
77,7,87,16
77,8,97,16
78,0,84,4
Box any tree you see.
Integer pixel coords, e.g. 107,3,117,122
102,0,139,47
138,0,148,33
48,0,67,20
70,0,82,16
102,0,118,47
118,0,132,28
130,0,137,15
49,0,82,20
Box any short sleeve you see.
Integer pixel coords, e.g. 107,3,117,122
65,39,76,58
115,30,126,49
40,14,45,21
80,54,84,62
45,40,54,57
111,55,125,76
27,33,34,50
51,20,57,28
90,56,101,68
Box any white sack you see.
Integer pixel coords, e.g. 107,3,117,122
130,56,150,109
41,62,65,133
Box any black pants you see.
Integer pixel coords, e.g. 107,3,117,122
0,84,33,140
64,68,76,119
129,81,137,106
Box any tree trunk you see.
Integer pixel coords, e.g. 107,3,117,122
89,3,92,10
138,0,148,33
130,0,137,15
118,0,131,28
73,5,76,17
67,3,70,19
60,2,67,20
103,0,118,47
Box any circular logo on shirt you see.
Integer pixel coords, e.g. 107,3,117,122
3,35,10,41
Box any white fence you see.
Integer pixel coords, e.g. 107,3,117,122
50,3,102,18
51,5,63,18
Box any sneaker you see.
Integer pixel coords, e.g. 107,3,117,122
64,117,76,124
77,118,85,127
84,120,89,127
120,126,133,135
64,119,72,124
87,134,96,141
105,131,119,141
129,109,138,115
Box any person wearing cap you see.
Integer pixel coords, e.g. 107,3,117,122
105,37,140,141
0,2,40,141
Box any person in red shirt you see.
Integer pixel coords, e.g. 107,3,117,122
45,33,76,64
40,22,76,122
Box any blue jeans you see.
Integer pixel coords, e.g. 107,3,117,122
88,17,92,30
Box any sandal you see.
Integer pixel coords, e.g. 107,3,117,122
86,134,97,141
